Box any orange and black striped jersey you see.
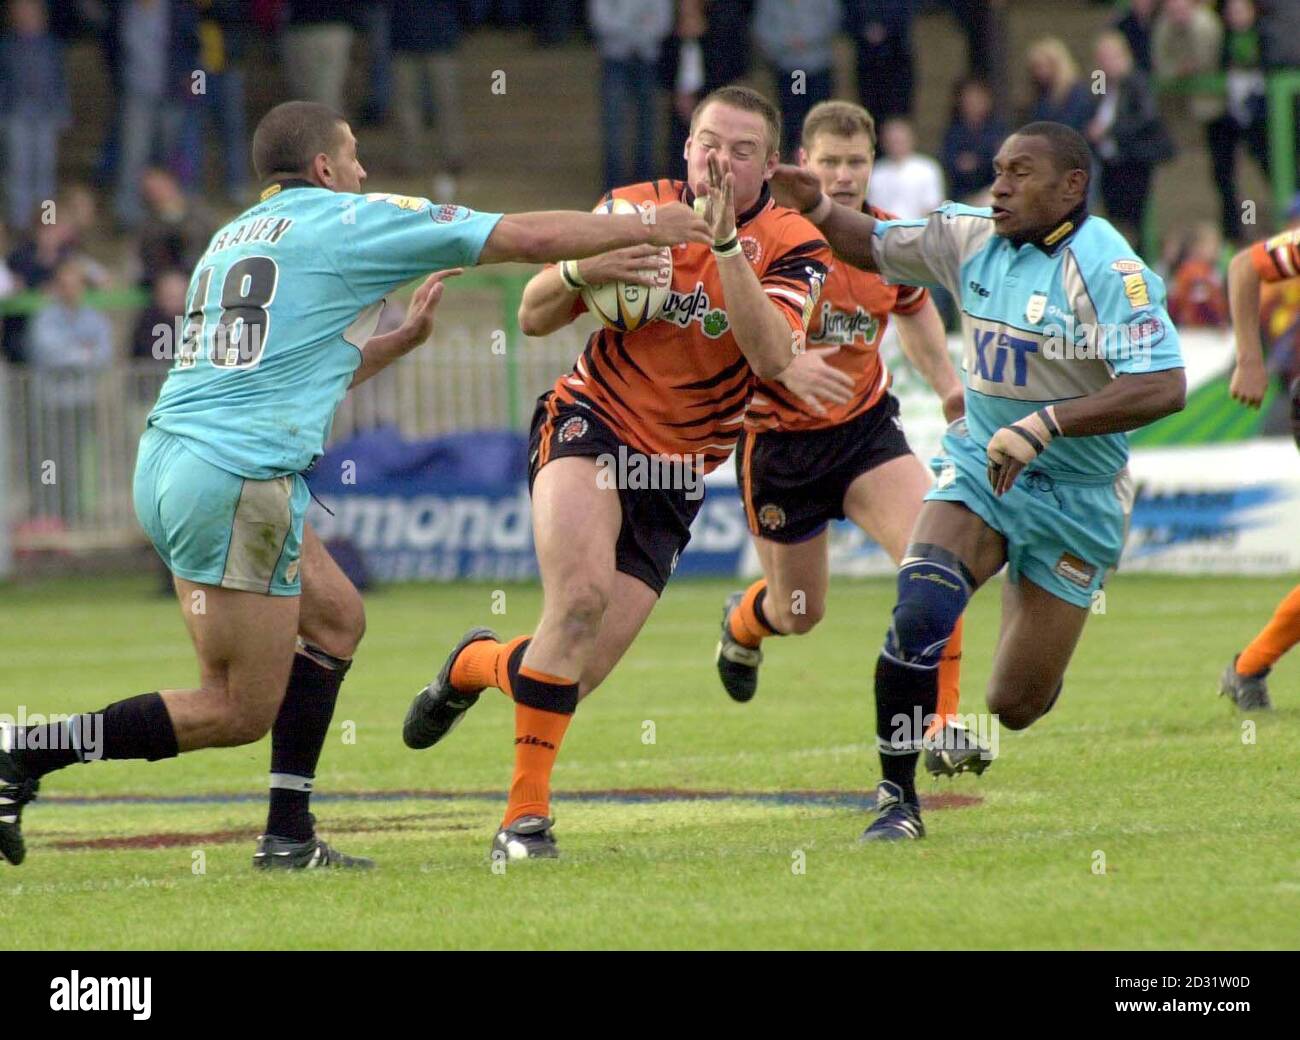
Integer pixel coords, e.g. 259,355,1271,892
549,179,831,472
1250,227,1300,283
744,205,929,433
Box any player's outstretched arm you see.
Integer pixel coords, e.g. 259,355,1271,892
518,245,670,337
894,299,964,422
349,270,461,388
477,204,710,265
1227,248,1269,409
769,164,879,271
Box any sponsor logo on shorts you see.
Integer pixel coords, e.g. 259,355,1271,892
557,416,588,443
670,548,681,574
433,203,461,223
757,503,786,531
1054,552,1097,589
935,459,957,488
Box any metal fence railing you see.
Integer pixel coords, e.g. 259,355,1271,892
1,271,594,569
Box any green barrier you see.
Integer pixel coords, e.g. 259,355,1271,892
1130,371,1279,446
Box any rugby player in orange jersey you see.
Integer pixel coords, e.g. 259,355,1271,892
1218,223,1300,710
401,86,833,859
715,100,990,778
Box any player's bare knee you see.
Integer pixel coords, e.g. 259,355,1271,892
553,579,609,639
778,597,825,635
306,590,365,660
330,595,367,658
986,687,1038,731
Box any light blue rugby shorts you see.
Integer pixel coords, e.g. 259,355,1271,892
133,425,309,596
924,420,1134,608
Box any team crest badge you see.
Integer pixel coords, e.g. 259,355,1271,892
757,504,786,531
558,416,588,443
740,236,763,265
1025,292,1047,324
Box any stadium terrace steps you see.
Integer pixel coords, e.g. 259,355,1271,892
57,5,1266,270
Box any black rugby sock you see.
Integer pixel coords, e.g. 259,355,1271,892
267,646,350,842
8,692,178,779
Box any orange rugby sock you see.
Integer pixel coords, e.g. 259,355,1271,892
503,665,578,826
1237,584,1300,675
929,615,965,736
450,634,531,696
729,579,777,648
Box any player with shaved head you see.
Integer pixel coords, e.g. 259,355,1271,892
770,121,1186,840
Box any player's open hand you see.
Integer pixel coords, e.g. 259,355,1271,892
396,269,461,346
769,164,824,215
1229,361,1269,410
777,347,855,417
645,201,713,248
577,245,672,289
696,152,736,245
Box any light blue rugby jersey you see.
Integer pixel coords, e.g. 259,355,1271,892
871,203,1183,480
148,183,502,479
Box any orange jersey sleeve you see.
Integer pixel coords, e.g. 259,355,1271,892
1250,228,1300,283
744,206,928,432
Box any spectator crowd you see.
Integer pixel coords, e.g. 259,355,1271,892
0,0,1298,397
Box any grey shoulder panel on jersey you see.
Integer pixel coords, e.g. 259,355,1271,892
869,203,996,296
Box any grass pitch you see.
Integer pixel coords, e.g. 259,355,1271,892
1,573,1298,950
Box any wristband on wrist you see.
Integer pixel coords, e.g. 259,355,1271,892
1036,405,1062,438
712,234,741,257
558,259,587,293
1007,424,1046,456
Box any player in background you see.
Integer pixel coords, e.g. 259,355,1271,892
0,100,711,869
770,121,1186,840
715,99,990,778
404,86,833,860
1219,225,1300,709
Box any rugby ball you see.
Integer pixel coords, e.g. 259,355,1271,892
577,197,672,333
